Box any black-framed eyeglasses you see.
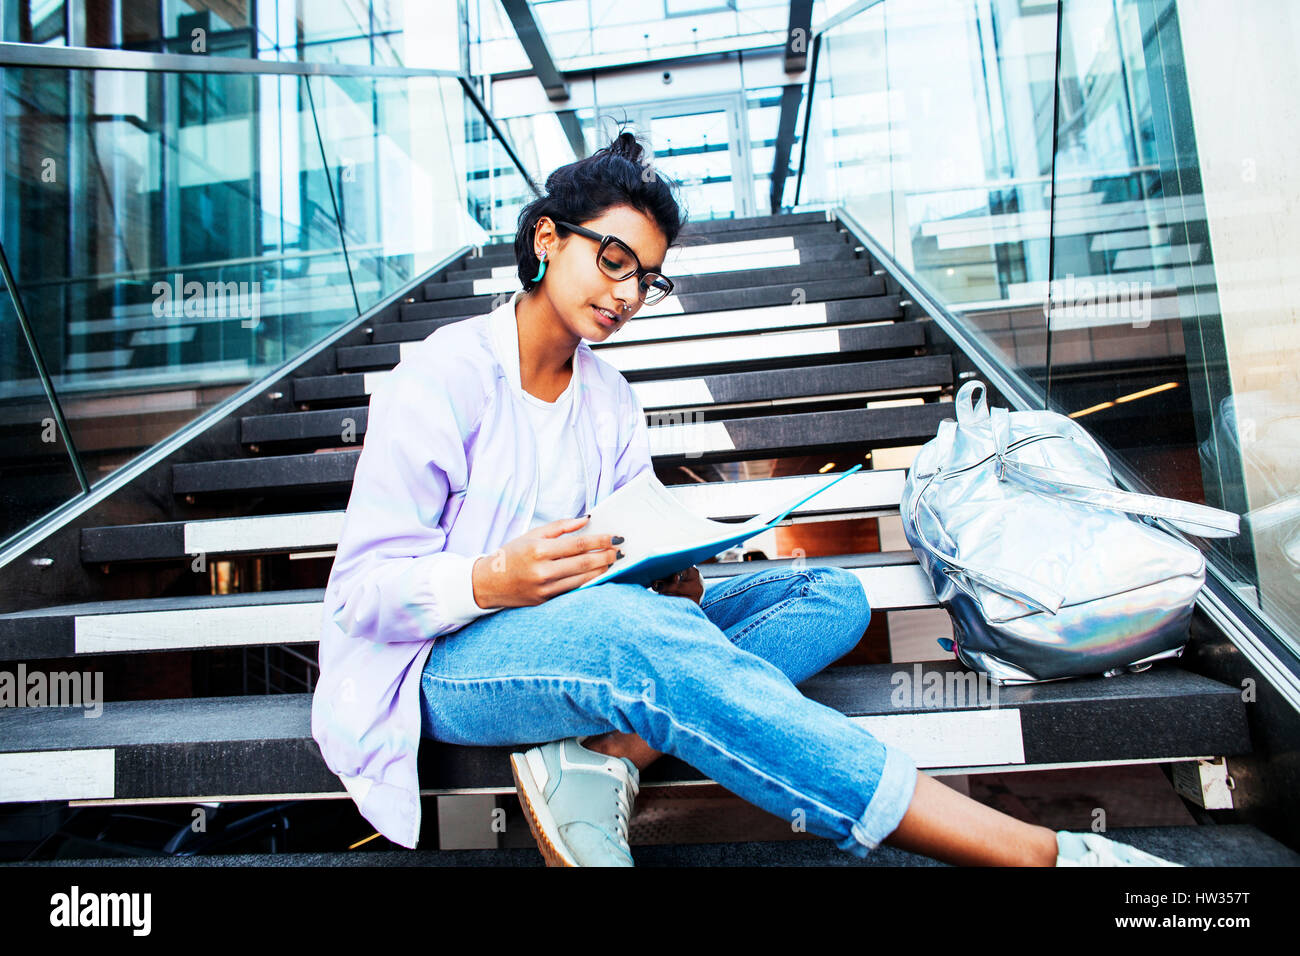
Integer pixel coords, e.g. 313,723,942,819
554,220,674,305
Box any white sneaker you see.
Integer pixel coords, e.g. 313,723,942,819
1055,830,1183,866
509,737,640,867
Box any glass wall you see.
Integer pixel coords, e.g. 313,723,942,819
800,0,1056,382
471,0,791,74
0,1,467,71
0,54,537,549
745,83,806,214
796,0,1300,657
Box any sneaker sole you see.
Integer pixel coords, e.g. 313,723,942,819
509,752,578,868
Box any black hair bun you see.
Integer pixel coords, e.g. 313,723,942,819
607,131,645,165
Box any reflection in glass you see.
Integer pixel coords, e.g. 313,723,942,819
795,0,1300,655
0,267,83,543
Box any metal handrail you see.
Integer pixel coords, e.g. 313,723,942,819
0,41,463,77
13,244,387,289
458,76,542,198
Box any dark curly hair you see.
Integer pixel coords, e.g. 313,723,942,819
514,130,686,293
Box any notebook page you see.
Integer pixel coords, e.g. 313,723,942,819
579,474,728,567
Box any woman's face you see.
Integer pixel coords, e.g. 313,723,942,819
531,204,670,342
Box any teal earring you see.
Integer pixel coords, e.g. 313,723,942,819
531,250,547,283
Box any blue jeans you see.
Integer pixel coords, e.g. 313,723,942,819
419,566,919,857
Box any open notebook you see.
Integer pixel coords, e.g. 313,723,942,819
574,463,863,589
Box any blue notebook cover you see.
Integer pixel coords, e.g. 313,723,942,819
575,463,863,590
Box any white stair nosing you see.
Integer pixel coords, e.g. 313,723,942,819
129,471,912,558
60,564,935,654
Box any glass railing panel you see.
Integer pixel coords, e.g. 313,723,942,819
647,105,741,221
1047,0,1299,656
802,0,1060,389
2,1,69,45
0,261,83,543
798,4,893,248
885,0,1057,388
499,111,577,188
306,72,491,311
0,64,360,486
797,0,1299,658
463,101,536,242
745,84,805,215
1,2,463,71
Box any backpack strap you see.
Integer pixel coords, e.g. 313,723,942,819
988,405,1240,538
955,380,989,425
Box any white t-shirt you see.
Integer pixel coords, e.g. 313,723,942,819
521,360,587,530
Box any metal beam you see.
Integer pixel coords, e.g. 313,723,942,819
785,0,814,72
499,0,569,102
556,109,588,159
458,77,543,197
769,84,803,213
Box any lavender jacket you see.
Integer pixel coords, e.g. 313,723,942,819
311,291,654,848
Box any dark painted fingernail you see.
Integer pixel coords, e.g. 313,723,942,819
615,550,624,559
611,535,624,545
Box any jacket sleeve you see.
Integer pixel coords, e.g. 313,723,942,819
611,377,654,493
325,362,500,645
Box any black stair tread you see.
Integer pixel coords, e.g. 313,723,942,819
80,472,912,564
0,586,327,621
291,323,930,403
453,227,851,266
176,401,951,497
292,372,369,404
340,317,926,374
672,222,849,247
3,551,928,659
676,209,831,235
425,661,1253,789
648,401,954,463
460,214,833,255
0,662,1252,801
401,275,885,321
0,661,1249,752
33,551,925,622
0,553,932,659
10,825,1292,866
378,294,902,345
81,510,348,563
422,258,874,301
447,241,863,281
244,357,951,445
3,553,926,660
172,448,361,496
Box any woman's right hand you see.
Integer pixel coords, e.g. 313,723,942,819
470,515,623,609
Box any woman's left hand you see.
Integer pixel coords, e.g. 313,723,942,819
649,566,703,605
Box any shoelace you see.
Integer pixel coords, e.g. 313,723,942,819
606,765,640,847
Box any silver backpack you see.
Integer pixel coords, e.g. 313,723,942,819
900,381,1240,684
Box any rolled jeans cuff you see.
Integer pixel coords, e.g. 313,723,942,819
840,743,919,858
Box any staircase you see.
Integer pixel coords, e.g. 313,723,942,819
1,210,1296,865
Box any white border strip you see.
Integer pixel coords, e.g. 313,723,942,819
0,749,115,801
